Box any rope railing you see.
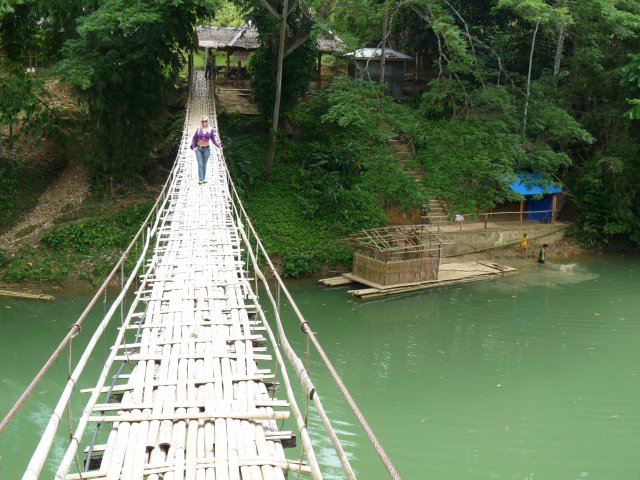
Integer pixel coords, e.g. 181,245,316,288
0,155,179,438
219,138,401,478
229,197,357,480
21,174,176,479
207,85,352,479
5,90,193,479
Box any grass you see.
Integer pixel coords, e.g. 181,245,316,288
0,201,154,284
217,112,414,277
193,52,230,69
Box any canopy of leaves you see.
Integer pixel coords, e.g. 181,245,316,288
320,0,639,244
52,0,215,183
241,0,318,123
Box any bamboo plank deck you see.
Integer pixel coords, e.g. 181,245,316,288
65,73,303,480
320,261,517,299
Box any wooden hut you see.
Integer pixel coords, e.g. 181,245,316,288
351,225,451,287
345,48,413,97
196,25,254,78
196,23,344,82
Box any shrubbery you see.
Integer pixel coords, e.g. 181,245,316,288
219,78,425,277
41,201,152,253
1,201,153,283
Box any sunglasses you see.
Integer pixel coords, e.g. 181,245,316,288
201,120,208,123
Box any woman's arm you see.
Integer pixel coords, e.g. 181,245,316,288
210,130,221,148
190,129,199,150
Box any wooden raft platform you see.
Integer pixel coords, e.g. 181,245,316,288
65,75,305,480
320,261,517,299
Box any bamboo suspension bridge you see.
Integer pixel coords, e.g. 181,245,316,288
1,74,400,479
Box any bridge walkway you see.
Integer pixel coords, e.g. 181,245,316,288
12,69,403,480
21,73,349,480
72,75,297,479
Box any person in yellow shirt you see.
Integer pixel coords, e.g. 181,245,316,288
520,233,528,255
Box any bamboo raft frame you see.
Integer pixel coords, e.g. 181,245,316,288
23,73,356,480
351,225,453,286
321,261,517,299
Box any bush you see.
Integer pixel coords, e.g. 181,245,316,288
42,201,152,253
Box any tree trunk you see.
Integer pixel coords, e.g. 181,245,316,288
380,0,389,85
266,0,289,176
523,21,540,137
553,23,566,85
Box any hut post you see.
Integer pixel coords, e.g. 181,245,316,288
226,51,231,71
383,251,389,286
551,194,557,224
519,200,524,226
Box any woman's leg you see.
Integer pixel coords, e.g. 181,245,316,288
196,148,205,182
201,147,211,181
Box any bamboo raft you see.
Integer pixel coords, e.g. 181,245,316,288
31,74,317,480
320,261,517,299
0,288,54,300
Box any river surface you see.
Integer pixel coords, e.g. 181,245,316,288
1,254,639,479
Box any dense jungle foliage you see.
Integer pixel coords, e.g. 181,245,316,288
0,0,639,281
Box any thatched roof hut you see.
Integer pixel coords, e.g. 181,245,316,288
197,24,344,53
196,23,345,76
196,26,239,49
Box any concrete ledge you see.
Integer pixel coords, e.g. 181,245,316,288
442,223,569,257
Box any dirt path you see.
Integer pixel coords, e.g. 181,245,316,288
0,161,90,252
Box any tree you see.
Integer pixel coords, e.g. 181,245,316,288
55,0,215,183
0,61,39,156
497,0,571,134
622,54,640,119
239,0,333,175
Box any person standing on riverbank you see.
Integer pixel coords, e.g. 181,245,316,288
538,243,548,264
205,54,215,80
191,116,221,185
520,233,528,255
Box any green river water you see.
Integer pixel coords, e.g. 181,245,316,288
1,254,639,479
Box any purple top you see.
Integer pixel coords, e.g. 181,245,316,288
191,128,221,149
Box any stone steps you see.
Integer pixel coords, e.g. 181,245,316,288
423,198,449,223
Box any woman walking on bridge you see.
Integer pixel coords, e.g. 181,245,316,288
191,116,221,184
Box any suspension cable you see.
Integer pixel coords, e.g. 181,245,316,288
224,161,402,479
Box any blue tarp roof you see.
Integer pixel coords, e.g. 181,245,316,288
508,173,562,196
